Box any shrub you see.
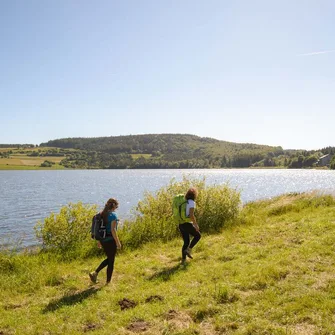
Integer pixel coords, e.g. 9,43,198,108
119,176,241,249
40,160,55,167
34,202,97,258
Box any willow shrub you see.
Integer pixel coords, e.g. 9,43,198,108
34,202,98,259
119,176,241,249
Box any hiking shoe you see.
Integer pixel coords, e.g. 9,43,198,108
184,248,193,259
89,271,97,283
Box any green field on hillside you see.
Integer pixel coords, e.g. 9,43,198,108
0,147,69,170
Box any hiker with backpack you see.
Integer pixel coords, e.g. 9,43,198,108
89,198,121,285
173,188,201,263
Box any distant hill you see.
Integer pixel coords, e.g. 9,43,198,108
2,134,333,169
40,133,284,168
40,133,280,154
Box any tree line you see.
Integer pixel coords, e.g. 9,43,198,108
37,134,334,169
2,134,333,169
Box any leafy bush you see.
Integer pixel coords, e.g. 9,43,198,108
119,176,241,249
40,160,55,167
34,202,97,258
0,253,17,274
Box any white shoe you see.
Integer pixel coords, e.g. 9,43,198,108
185,248,193,259
89,271,97,283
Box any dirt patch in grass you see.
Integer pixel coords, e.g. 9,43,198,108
127,320,150,333
199,321,220,334
118,298,137,310
164,309,193,330
311,272,335,290
82,323,98,332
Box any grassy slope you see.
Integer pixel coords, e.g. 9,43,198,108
1,193,335,334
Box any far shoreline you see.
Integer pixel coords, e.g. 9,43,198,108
0,166,331,171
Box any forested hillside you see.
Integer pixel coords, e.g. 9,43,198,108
40,134,284,169
2,134,332,169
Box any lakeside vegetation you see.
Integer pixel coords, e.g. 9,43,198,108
1,178,335,334
1,134,334,169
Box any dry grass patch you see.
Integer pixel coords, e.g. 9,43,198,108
0,158,23,165
290,323,319,335
164,309,193,330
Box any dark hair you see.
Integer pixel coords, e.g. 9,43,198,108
101,198,119,224
185,187,197,201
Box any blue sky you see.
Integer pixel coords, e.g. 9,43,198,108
1,0,334,150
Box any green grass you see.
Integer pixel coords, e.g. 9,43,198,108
0,163,65,170
1,193,335,334
131,154,153,159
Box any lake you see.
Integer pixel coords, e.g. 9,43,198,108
1,169,334,247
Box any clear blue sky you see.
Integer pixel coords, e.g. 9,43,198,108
1,0,334,150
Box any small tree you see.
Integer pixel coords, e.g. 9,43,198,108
40,160,54,167
330,156,335,169
303,155,318,168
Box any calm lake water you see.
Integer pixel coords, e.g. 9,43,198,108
1,169,335,247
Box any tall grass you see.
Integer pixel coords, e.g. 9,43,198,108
34,177,241,257
120,176,241,248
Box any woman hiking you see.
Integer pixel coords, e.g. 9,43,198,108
179,188,201,263
89,198,121,285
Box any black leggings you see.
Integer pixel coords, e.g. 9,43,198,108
95,238,117,283
179,222,201,260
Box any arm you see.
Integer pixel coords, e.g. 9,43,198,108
189,207,199,232
111,220,122,249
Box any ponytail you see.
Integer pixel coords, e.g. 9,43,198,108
101,198,119,224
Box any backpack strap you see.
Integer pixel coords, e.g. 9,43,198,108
179,199,189,222
101,211,114,237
